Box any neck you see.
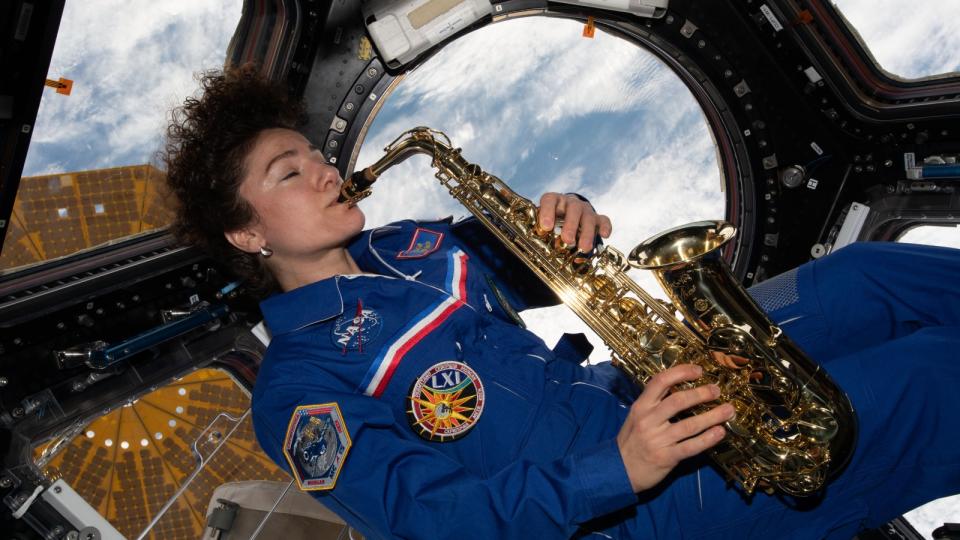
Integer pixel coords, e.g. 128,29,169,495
270,247,364,292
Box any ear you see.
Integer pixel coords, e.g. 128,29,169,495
224,227,262,254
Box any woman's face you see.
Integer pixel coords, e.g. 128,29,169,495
233,128,365,259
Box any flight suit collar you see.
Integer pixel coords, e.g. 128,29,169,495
259,276,345,335
261,219,453,335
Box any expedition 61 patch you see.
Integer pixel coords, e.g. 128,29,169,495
407,361,485,442
283,403,351,491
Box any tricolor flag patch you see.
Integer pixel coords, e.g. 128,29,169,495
397,227,443,258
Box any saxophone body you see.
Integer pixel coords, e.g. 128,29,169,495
341,127,857,496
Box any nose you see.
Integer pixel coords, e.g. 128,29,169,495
312,162,342,192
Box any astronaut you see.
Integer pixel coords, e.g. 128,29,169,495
162,66,960,539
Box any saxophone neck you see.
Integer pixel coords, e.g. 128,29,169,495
338,127,456,205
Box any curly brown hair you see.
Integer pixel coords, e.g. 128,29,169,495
161,65,306,298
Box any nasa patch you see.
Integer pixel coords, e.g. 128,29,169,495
283,403,352,491
407,361,485,442
397,227,443,259
331,301,382,353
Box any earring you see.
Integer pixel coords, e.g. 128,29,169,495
259,245,273,258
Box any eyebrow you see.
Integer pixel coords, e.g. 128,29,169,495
264,149,297,174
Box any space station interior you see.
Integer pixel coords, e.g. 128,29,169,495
2,0,960,539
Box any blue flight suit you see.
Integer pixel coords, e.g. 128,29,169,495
252,218,960,539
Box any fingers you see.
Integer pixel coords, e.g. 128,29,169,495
597,214,612,239
667,402,735,441
560,200,583,248
537,192,612,251
655,383,722,423
538,193,561,231
711,350,750,369
673,425,727,459
617,364,735,492
636,364,703,406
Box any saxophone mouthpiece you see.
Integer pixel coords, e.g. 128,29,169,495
339,168,378,206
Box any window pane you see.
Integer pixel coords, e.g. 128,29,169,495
3,0,243,274
831,0,960,79
898,225,960,248
355,16,725,362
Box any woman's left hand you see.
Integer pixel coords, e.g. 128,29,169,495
537,192,613,253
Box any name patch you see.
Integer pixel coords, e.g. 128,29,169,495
397,227,443,259
407,361,484,442
283,403,352,491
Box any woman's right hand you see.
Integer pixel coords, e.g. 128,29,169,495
616,363,735,493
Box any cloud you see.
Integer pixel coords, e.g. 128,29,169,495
831,0,960,79
22,0,243,176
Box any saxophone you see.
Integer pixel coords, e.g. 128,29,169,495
340,127,857,496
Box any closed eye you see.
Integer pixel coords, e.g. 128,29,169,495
281,170,300,181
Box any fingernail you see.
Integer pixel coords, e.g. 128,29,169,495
725,404,736,419
711,384,721,398
694,365,703,376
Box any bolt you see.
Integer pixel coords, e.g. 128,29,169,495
54,486,62,494
13,407,25,418
366,67,378,78
0,477,12,488
0,376,7,387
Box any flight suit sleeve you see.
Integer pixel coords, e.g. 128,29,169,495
253,387,637,540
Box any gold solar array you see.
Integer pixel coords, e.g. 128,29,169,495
35,369,290,539
1,164,175,272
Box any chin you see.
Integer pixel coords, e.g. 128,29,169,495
350,205,366,232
